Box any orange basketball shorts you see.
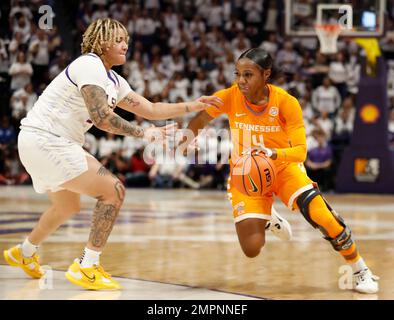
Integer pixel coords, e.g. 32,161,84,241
227,162,315,223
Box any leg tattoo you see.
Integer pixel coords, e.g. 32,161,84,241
97,166,110,176
89,200,119,248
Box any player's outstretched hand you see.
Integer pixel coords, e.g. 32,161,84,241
143,123,178,143
191,95,223,112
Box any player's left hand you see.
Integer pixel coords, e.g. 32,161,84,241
243,144,276,159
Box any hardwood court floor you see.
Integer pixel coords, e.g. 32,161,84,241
1,186,394,300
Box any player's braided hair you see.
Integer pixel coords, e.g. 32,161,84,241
81,18,128,56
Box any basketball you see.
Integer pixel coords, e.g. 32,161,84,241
231,153,277,196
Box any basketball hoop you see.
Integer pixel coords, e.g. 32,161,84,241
315,24,342,54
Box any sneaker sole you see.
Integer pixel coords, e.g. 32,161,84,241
3,250,43,279
65,271,121,291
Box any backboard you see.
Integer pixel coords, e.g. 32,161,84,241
285,0,386,37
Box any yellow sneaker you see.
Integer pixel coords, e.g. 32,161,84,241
3,245,44,279
65,259,121,290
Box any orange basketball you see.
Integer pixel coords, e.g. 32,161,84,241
231,153,277,196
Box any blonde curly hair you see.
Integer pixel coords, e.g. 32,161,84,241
81,18,129,56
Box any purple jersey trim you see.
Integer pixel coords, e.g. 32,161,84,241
111,70,120,86
107,71,117,86
65,65,77,87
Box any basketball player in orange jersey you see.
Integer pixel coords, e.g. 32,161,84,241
3,18,222,290
184,48,378,294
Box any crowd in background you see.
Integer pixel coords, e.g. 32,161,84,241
1,0,394,191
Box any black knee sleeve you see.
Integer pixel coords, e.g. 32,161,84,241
296,188,353,251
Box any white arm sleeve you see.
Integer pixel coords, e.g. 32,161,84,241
69,55,108,91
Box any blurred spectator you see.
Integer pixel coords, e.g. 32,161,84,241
0,149,13,185
312,77,341,117
315,111,334,139
98,132,122,160
259,32,279,57
275,41,302,79
345,50,361,96
245,0,263,27
189,15,206,41
263,1,279,32
101,150,128,183
12,13,31,43
307,52,329,87
135,9,157,51
49,52,69,80
167,73,190,102
328,52,348,100
9,0,33,22
206,0,224,28
0,37,9,78
9,51,33,91
109,0,129,21
28,29,50,87
149,153,189,189
224,15,244,40
0,116,17,149
192,69,208,99
91,4,109,21
10,82,37,122
305,130,333,191
3,147,30,185
299,97,314,122
8,32,28,63
124,148,152,188
231,32,251,58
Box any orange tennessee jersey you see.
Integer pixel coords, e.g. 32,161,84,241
205,84,307,168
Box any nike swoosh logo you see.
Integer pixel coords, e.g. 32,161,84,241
247,174,259,193
235,113,246,117
68,270,83,280
81,270,96,283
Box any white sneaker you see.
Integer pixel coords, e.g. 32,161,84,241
265,207,292,241
353,268,379,294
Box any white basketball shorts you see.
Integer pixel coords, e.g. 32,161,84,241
18,127,90,193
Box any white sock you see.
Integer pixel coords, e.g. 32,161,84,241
80,247,101,268
350,257,368,273
21,238,39,257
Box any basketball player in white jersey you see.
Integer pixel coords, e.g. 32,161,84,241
3,18,223,290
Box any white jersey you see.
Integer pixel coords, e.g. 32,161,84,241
21,53,132,145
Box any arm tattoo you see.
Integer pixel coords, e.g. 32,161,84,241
185,105,190,112
122,95,141,108
81,85,144,138
81,85,111,127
